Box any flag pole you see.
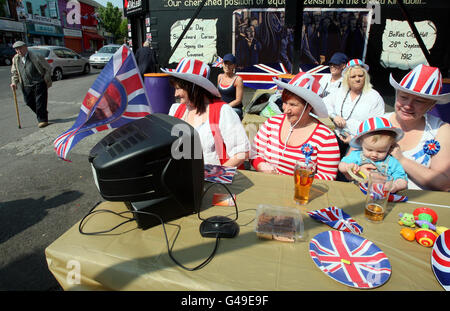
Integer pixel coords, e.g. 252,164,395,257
12,87,21,129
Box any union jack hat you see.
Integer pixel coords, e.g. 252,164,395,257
161,58,220,97
389,64,450,104
350,116,404,149
272,72,328,118
343,58,369,73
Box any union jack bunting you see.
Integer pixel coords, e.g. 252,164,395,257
308,206,363,235
237,63,331,89
204,164,237,184
431,230,450,291
53,45,151,161
211,56,224,68
309,231,392,288
236,63,289,89
359,182,408,202
299,63,330,77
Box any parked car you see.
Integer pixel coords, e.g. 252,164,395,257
0,46,16,66
28,46,90,81
89,44,121,68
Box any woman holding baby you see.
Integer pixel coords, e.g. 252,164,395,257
385,64,450,191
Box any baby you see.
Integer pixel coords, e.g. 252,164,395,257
339,117,408,193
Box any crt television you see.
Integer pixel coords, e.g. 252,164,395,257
88,113,204,229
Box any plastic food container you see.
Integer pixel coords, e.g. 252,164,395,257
255,204,304,242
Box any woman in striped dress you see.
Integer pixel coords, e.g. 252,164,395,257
250,72,340,180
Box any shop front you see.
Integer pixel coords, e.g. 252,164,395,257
64,28,82,53
26,22,64,46
22,13,63,46
82,25,104,54
0,19,25,46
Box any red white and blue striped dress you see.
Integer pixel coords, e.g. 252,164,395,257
250,114,340,180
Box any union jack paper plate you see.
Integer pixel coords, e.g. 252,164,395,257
431,230,450,291
309,231,392,289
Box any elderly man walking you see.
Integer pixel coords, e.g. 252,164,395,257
10,41,53,128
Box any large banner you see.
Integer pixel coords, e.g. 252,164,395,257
232,8,372,72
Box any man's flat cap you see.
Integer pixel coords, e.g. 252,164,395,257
12,41,27,49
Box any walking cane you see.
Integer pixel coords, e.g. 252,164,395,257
12,87,22,129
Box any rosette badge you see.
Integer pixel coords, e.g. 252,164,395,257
301,143,314,164
423,139,440,156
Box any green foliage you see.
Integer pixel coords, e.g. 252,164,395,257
97,2,124,39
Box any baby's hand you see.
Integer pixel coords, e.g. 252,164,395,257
359,163,377,177
352,164,360,174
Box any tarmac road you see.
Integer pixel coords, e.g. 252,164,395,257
0,65,108,290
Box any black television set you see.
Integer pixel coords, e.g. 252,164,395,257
88,113,204,229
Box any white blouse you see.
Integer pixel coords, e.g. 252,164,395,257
169,103,250,165
318,74,343,98
324,87,385,136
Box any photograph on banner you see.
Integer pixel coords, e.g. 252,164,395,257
232,8,373,73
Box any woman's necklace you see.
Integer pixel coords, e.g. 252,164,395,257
340,89,362,121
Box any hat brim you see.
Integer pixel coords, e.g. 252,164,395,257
12,42,26,49
349,126,404,149
161,68,220,97
389,74,450,105
272,78,329,118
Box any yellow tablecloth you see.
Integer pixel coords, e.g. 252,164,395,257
45,170,449,291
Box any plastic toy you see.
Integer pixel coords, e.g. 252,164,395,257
413,207,438,228
415,228,438,247
398,213,416,227
346,166,367,183
416,220,436,231
398,207,447,248
400,228,416,241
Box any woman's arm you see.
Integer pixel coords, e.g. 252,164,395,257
218,104,250,166
228,76,244,108
391,123,450,191
223,152,249,167
250,119,278,173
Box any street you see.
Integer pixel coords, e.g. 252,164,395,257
0,65,108,290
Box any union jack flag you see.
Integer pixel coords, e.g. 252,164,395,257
211,56,223,68
359,182,408,203
308,206,363,235
309,231,392,288
237,63,330,89
53,45,151,161
236,63,289,89
204,164,236,184
431,230,450,291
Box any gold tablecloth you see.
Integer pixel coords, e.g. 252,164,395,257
45,170,449,291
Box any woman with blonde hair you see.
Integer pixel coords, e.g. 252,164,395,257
323,59,385,157
386,64,450,191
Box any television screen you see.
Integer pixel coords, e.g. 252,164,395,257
88,113,204,229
